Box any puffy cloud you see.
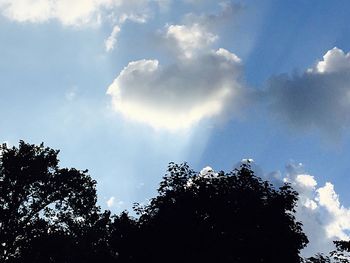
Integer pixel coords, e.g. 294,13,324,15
199,166,218,177
163,2,241,59
279,163,350,256
165,23,218,59
267,47,350,137
107,3,249,131
107,47,245,131
316,182,350,240
295,174,317,189
311,47,350,74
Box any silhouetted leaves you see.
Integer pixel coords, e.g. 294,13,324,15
304,253,332,263
0,141,100,262
134,162,308,263
1,141,335,263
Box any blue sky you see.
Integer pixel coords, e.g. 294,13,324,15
1,0,350,256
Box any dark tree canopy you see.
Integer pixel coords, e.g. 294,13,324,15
132,162,308,263
332,241,350,262
0,141,322,263
0,141,100,262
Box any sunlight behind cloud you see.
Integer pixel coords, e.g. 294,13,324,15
107,48,244,132
107,6,248,132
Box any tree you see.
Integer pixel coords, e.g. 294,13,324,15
304,253,332,263
0,141,313,263
133,162,309,263
304,242,350,263
109,211,140,263
0,141,99,262
331,241,350,263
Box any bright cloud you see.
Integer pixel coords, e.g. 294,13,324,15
311,47,350,74
295,174,317,189
0,0,162,26
165,23,218,59
106,196,116,208
107,47,245,131
106,196,124,208
0,0,164,50
281,163,350,256
199,166,218,177
0,0,109,26
267,47,350,137
107,3,249,131
105,25,121,51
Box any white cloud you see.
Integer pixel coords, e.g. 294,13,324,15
241,158,254,163
107,47,245,131
105,25,121,51
106,196,124,208
199,166,218,177
107,4,249,131
165,23,218,59
0,0,165,26
311,47,350,74
316,182,350,240
280,163,350,257
267,47,350,137
106,196,115,208
296,174,317,189
0,0,168,50
163,2,241,59
0,0,110,26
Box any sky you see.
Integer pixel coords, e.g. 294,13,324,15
1,0,350,256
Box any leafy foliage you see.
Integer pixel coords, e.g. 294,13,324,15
304,253,332,263
0,141,99,262
133,162,308,263
1,141,335,263
329,241,350,263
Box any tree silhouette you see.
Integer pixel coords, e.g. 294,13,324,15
331,241,350,263
133,162,308,263
0,141,317,263
304,253,332,263
0,141,100,262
